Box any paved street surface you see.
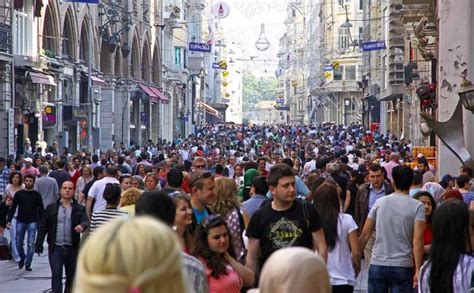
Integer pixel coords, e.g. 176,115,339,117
0,231,369,292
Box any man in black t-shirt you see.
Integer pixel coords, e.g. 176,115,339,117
7,174,44,271
246,163,328,277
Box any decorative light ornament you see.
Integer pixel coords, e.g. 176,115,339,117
255,24,270,51
280,53,291,70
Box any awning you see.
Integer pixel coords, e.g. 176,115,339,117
91,76,105,86
199,101,220,117
29,72,56,86
139,84,159,103
149,86,170,104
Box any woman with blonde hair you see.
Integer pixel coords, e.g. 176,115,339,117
250,247,330,293
75,165,93,205
74,216,185,293
119,188,141,216
210,178,248,263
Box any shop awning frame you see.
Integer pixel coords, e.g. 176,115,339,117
28,71,57,86
199,101,220,117
148,86,170,104
139,84,159,103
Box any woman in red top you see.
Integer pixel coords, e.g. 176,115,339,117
192,215,254,293
413,191,436,254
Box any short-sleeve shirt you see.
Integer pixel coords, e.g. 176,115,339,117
246,200,322,271
368,193,425,267
88,177,120,213
327,213,358,286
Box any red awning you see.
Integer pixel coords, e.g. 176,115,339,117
29,72,56,86
139,84,159,103
149,86,170,104
199,101,219,117
91,76,105,86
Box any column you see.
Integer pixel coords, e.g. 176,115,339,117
437,0,472,175
100,82,115,150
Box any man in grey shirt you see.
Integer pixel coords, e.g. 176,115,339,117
34,165,59,208
359,165,425,292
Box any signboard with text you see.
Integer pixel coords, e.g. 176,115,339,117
42,106,56,125
361,40,386,52
189,42,212,53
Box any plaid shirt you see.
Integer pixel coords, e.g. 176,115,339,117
0,167,10,196
182,253,208,293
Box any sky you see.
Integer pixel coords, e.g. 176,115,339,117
216,0,287,76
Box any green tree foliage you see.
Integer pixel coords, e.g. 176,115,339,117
242,70,278,111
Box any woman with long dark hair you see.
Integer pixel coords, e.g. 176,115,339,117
413,191,436,255
419,200,473,293
192,215,254,292
313,182,361,293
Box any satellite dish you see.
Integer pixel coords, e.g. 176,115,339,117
211,2,230,19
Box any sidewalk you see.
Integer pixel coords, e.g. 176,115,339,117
0,232,52,293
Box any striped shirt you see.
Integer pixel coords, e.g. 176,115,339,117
90,209,128,232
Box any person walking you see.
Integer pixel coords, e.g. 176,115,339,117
34,165,59,209
192,215,255,292
7,174,44,271
89,183,128,232
354,163,393,268
246,164,327,279
86,166,120,219
313,182,361,293
418,200,473,293
35,181,89,293
3,171,24,262
359,166,425,292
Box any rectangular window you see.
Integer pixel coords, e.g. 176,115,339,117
175,47,182,68
14,11,27,56
359,0,364,10
338,28,349,50
334,66,344,80
346,65,356,80
359,27,363,41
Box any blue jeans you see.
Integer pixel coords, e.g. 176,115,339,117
9,217,20,261
368,265,413,293
49,245,78,293
16,221,37,267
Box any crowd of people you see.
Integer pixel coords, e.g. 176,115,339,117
0,123,473,293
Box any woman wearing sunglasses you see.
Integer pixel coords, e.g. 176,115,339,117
192,215,254,292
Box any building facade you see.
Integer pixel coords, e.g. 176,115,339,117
0,0,212,156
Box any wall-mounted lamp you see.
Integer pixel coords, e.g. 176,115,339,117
458,77,474,113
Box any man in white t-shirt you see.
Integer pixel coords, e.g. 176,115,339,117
359,165,425,292
86,166,120,218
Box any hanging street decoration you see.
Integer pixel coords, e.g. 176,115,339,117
212,2,230,19
255,24,270,51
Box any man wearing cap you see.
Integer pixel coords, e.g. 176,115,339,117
21,158,39,177
440,174,456,190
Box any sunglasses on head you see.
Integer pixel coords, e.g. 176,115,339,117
201,214,224,229
189,171,213,188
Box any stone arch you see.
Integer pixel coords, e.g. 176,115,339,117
152,39,161,84
115,48,123,77
141,32,151,82
41,2,60,54
62,8,77,60
130,30,140,79
79,17,91,65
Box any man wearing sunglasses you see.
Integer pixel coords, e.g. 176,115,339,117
188,170,216,228
246,163,328,278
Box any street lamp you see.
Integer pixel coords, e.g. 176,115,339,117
458,77,474,113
